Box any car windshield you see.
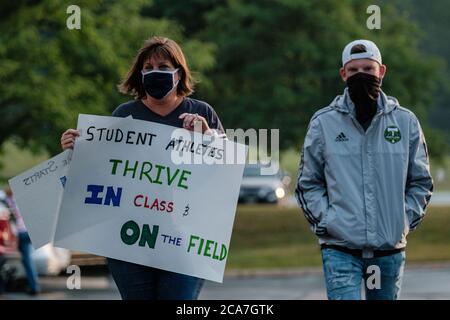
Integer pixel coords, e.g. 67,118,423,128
243,166,262,177
243,166,279,178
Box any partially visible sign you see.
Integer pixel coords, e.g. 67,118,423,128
9,150,72,248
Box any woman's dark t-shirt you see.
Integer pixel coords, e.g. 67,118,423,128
112,97,224,133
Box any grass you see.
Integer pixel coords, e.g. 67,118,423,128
227,204,450,270
0,141,49,184
431,156,450,192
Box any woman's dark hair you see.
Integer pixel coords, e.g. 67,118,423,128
118,36,194,99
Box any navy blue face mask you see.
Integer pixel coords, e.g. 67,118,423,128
142,68,179,100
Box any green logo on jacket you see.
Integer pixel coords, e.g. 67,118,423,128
384,126,401,144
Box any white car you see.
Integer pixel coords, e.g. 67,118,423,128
238,164,291,204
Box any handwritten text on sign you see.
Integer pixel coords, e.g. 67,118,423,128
8,150,72,249
52,114,247,282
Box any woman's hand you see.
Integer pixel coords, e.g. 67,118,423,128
60,129,80,150
178,113,213,134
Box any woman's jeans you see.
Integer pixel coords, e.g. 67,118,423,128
107,258,204,300
18,232,40,292
321,248,405,300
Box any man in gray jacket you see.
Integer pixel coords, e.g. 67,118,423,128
295,39,433,300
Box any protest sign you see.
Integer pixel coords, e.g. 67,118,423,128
8,116,126,249
8,150,72,249
47,114,247,282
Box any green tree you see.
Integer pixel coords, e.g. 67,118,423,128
387,0,450,159
0,0,215,155
194,0,444,157
1,0,446,161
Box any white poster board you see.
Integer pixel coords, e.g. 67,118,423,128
8,150,72,249
11,114,247,282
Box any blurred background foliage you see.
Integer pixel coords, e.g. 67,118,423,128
0,0,449,175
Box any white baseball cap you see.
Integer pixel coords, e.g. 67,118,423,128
342,39,382,67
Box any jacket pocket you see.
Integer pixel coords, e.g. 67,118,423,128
322,207,343,241
323,205,367,247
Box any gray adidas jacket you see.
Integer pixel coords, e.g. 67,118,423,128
295,88,433,250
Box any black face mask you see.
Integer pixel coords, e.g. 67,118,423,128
346,72,381,125
142,69,179,100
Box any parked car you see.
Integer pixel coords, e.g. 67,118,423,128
238,164,291,204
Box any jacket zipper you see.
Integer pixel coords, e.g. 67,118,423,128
348,111,383,248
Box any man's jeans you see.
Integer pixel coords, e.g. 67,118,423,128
107,258,204,300
321,248,405,300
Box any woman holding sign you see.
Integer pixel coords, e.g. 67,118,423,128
60,36,225,300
